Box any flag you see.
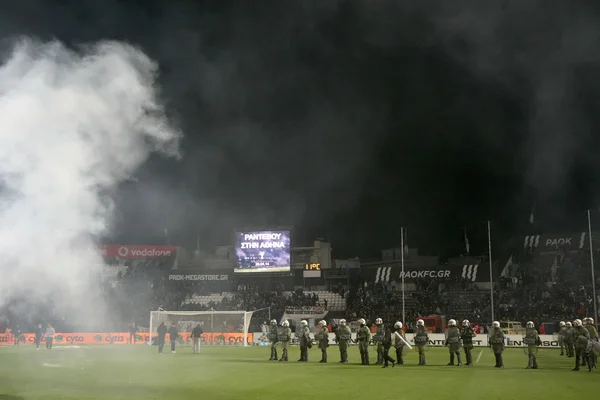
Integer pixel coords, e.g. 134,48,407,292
403,228,408,254
529,201,535,224
500,255,513,277
464,226,470,254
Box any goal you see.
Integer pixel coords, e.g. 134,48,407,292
148,310,254,347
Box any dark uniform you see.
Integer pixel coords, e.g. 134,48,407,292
446,324,462,366
381,325,396,368
34,324,44,350
157,322,167,353
414,324,429,366
460,324,476,366
488,326,505,368
191,324,203,354
374,323,385,364
572,323,589,371
335,322,351,363
317,324,329,363
168,324,178,353
524,326,540,369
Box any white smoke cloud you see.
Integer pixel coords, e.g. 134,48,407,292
0,38,180,328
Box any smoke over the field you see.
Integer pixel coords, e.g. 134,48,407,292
0,38,180,329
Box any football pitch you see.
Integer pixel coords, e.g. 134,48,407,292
0,345,596,400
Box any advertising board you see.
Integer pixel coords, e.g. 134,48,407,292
0,332,252,345
251,332,563,348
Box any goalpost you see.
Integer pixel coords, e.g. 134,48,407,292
148,310,254,347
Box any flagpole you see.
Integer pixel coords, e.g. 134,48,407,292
587,210,598,330
401,227,405,324
487,220,495,322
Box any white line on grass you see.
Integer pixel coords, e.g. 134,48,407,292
475,349,483,364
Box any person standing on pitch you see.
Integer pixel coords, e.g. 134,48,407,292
168,323,179,354
297,320,311,362
335,319,351,364
414,319,429,366
524,321,540,369
460,319,476,366
572,319,590,371
565,321,575,358
45,324,55,351
356,318,371,365
445,319,462,366
268,319,278,361
156,322,167,354
34,324,44,351
489,321,505,368
278,320,291,362
558,321,567,356
381,322,396,368
191,324,203,354
392,322,406,365
128,320,136,344
374,318,385,364
317,320,329,363
584,318,598,370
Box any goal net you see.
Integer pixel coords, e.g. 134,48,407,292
149,310,254,347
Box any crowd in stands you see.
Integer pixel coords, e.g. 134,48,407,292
2,246,600,337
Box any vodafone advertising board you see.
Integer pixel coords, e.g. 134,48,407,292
101,245,177,259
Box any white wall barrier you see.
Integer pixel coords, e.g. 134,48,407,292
252,332,563,348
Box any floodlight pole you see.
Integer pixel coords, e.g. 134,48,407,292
401,227,406,324
587,210,599,331
487,220,495,323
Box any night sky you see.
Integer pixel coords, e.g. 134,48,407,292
4,0,600,260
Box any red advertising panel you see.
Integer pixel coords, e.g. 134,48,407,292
100,245,177,259
0,331,252,345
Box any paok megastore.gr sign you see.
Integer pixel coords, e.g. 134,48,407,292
168,274,228,281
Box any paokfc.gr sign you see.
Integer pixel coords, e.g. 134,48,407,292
169,274,228,281
372,264,486,283
101,245,177,259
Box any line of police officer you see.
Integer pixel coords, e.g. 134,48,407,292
557,317,599,372
265,316,599,370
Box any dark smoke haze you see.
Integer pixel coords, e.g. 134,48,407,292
2,0,600,258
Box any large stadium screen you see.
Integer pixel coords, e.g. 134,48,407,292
234,230,291,273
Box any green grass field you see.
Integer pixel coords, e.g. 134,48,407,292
0,344,596,400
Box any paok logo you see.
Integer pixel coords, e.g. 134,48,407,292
461,265,478,282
